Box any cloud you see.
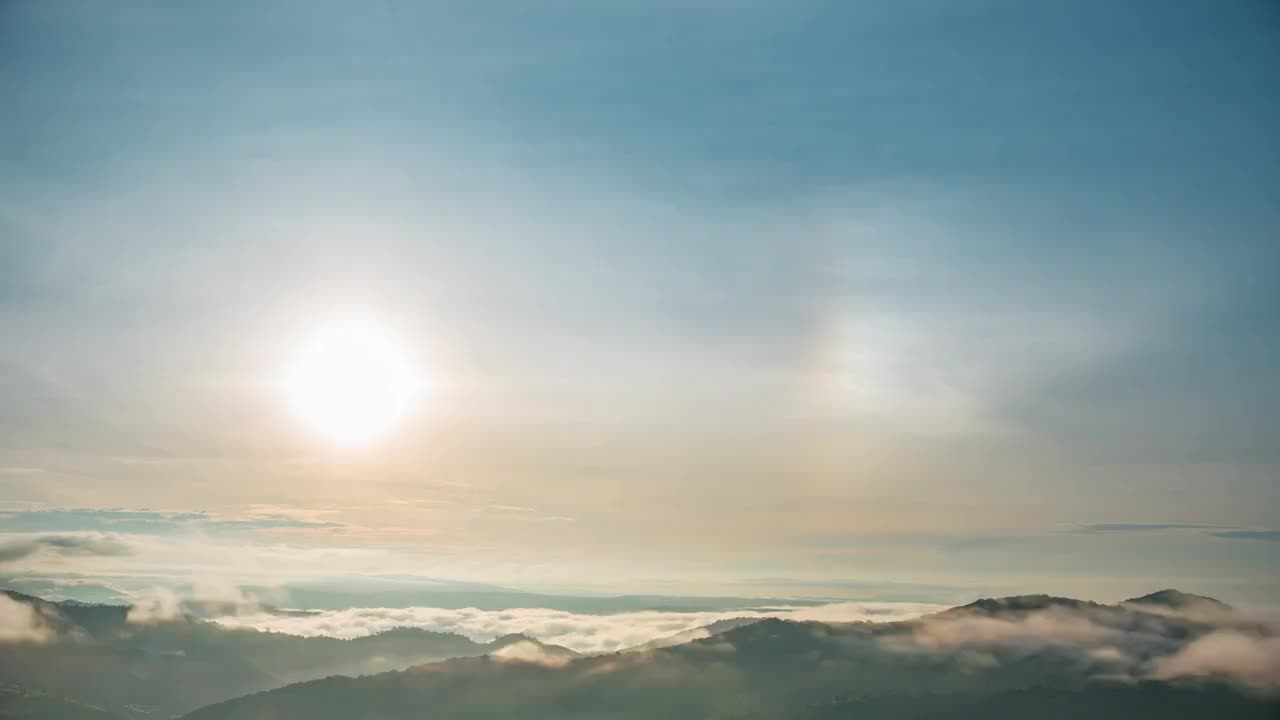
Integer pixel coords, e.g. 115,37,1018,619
127,578,268,624
0,533,132,565
1208,530,1280,542
1074,523,1280,544
790,601,946,624
1152,631,1280,691
202,516,344,532
0,577,131,605
0,508,343,535
210,600,943,654
889,607,1118,654
881,601,1280,693
491,639,573,667
0,593,52,643
1076,523,1221,533
126,587,184,624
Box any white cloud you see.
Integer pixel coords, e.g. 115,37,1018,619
210,601,943,654
888,607,1118,653
125,587,184,624
882,603,1280,693
491,639,573,667
0,593,52,643
1153,631,1280,692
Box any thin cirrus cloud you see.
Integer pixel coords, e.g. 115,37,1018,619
1076,523,1280,542
1208,531,1280,543
1079,523,1225,533
0,508,343,536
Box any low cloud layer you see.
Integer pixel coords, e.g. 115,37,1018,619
882,601,1280,693
0,593,51,643
211,601,943,654
128,579,267,625
1153,631,1280,690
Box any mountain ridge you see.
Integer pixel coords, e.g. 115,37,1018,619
1123,589,1232,610
178,588,1279,720
0,589,576,718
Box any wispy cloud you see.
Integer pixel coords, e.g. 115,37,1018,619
0,593,52,643
1209,531,1280,542
202,515,343,531
1076,523,1222,533
0,508,343,535
1152,630,1280,690
0,467,45,475
487,504,536,513
1074,523,1280,544
0,533,132,565
491,639,574,667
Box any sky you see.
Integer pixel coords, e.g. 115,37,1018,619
0,0,1277,607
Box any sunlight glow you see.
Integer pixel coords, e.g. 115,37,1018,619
280,319,423,447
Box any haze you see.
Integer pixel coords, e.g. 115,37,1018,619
1,0,1277,610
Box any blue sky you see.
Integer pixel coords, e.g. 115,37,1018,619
0,0,1277,605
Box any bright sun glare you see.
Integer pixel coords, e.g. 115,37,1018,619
281,319,423,447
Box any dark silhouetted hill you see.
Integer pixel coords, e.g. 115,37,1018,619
795,685,1278,720
1124,589,1232,611
943,593,1102,616
0,684,126,720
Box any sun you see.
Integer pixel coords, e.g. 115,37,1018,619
280,319,423,447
